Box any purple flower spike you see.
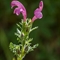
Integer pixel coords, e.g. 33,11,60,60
32,1,43,22
11,1,27,21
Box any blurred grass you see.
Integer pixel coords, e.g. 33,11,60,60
0,0,60,60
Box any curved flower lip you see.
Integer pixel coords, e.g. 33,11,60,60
34,8,43,19
39,1,43,11
32,1,43,22
11,1,27,21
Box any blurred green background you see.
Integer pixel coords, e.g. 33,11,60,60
0,0,60,60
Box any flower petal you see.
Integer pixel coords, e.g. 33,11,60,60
11,1,23,8
39,1,43,11
32,1,43,22
21,10,27,20
14,8,21,15
34,8,43,19
11,1,27,21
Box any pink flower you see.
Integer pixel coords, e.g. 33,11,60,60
11,1,27,21
39,1,43,11
32,1,43,22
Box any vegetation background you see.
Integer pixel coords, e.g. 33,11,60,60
0,0,60,60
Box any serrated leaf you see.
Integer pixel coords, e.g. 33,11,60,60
16,24,21,29
32,44,39,49
17,28,21,35
30,26,38,32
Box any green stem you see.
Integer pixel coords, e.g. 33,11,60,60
17,56,22,60
17,46,25,60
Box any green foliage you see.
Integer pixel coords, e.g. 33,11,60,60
0,0,60,60
9,19,38,60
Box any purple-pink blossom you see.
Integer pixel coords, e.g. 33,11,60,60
11,1,27,21
39,1,43,11
11,0,43,22
32,1,43,22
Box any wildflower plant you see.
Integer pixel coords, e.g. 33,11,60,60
9,0,43,60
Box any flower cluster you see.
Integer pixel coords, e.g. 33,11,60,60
10,0,43,60
11,0,43,22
